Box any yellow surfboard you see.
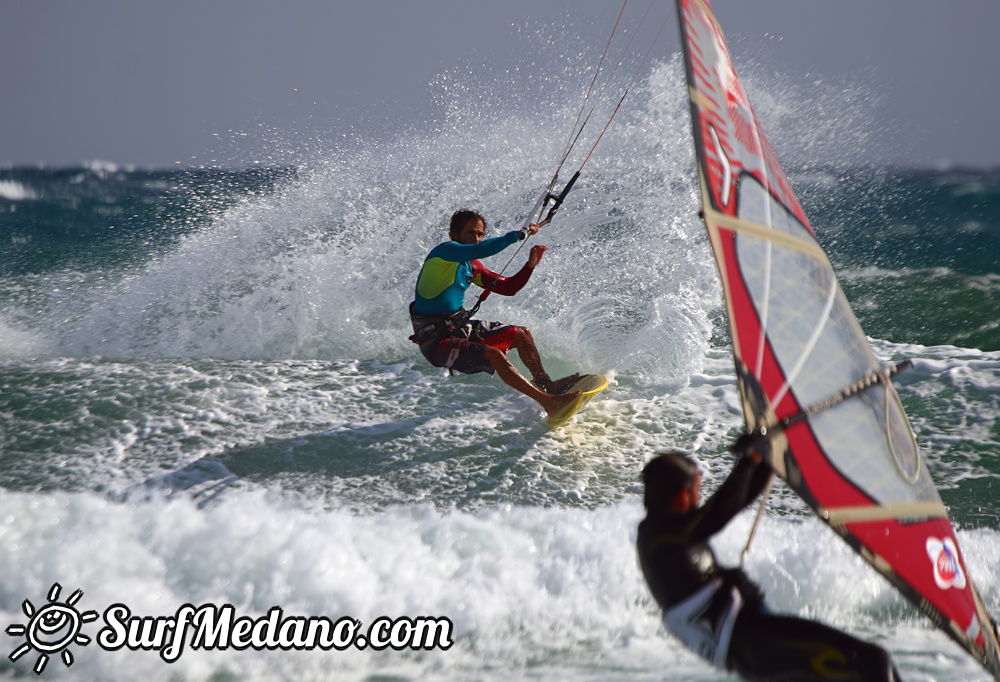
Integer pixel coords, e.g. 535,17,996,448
545,374,609,427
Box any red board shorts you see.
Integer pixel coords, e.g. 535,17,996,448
420,320,521,375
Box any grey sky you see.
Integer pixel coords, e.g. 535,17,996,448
3,1,998,169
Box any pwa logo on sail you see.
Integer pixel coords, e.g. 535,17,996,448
926,536,967,590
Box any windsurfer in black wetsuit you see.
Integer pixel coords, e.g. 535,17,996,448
636,435,903,682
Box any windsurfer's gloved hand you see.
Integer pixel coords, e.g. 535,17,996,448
730,429,771,462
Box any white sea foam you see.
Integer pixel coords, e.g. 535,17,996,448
0,314,48,358
1,489,994,681
0,180,35,200
82,159,136,174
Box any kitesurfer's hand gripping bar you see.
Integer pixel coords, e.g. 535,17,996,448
736,358,913,565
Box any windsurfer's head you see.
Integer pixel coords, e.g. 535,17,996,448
642,450,701,512
450,209,486,244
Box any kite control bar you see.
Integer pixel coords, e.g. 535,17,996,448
540,171,580,226
464,173,581,320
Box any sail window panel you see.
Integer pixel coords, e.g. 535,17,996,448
735,177,933,504
813,399,909,502
811,396,939,505
735,178,872,407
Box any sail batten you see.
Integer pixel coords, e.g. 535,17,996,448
675,0,1000,677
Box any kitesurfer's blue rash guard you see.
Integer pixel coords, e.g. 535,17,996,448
413,231,530,315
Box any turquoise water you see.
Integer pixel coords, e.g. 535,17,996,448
1,56,999,680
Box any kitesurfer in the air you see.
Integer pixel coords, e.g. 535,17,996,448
409,209,579,417
636,436,904,682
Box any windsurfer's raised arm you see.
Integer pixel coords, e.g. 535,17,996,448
680,449,771,544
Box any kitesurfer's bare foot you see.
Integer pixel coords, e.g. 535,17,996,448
547,373,581,394
532,373,581,394
541,390,581,417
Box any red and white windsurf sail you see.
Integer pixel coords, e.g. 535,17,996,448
675,0,1000,676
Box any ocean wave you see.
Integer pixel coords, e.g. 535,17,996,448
2,489,992,681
